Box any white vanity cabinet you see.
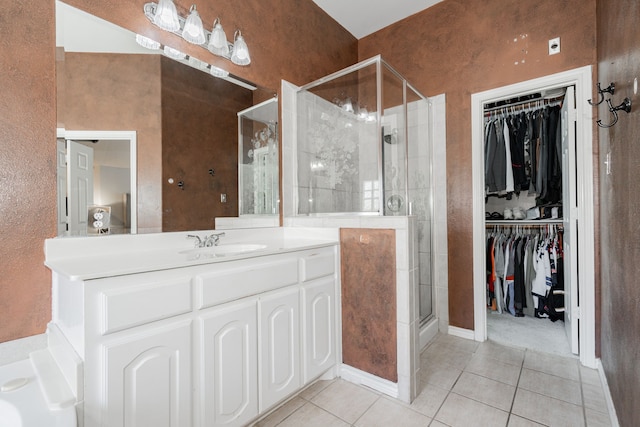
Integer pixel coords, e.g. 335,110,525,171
199,298,258,427
49,242,338,427
258,286,301,412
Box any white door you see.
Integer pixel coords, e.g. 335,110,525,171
258,287,300,412
200,299,258,427
562,85,579,355
56,139,68,235
101,321,192,427
67,140,94,235
302,277,335,383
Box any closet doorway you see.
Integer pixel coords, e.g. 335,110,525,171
470,66,597,369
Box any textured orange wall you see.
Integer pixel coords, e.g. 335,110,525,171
59,52,163,233
0,0,356,343
340,229,397,382
359,0,597,329
161,56,249,231
596,0,640,424
0,1,57,343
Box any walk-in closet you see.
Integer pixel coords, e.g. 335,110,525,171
471,68,597,367
483,87,575,356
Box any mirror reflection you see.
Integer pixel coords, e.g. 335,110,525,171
55,1,278,236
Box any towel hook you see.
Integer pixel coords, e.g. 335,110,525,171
596,97,632,128
588,82,615,106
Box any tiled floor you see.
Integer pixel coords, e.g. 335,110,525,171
253,334,612,427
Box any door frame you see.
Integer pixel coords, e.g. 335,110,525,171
470,66,596,368
56,129,138,234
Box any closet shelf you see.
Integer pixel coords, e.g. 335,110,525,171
485,219,563,226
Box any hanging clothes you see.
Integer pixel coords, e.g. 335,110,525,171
484,100,564,205
486,225,564,321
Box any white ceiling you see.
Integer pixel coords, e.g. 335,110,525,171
312,0,443,39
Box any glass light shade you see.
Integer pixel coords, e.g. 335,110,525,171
230,31,251,65
135,34,160,50
208,19,229,56
209,65,229,78
188,56,208,70
182,6,206,45
153,0,180,32
164,46,186,60
342,97,354,113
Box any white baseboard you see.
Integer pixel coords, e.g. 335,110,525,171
597,359,620,427
419,317,439,351
448,325,475,340
340,364,398,399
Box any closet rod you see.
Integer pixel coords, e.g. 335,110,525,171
485,223,564,230
483,94,565,114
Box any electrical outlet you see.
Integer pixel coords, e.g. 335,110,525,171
549,37,560,55
220,193,227,203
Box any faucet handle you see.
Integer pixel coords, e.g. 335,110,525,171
187,234,203,248
204,232,226,247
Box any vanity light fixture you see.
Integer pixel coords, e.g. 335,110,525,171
153,0,180,31
208,18,230,56
182,5,206,45
135,34,161,50
144,2,251,66
164,45,186,60
209,65,229,78
230,30,251,65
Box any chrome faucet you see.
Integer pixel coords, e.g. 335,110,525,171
187,232,226,248
204,232,225,247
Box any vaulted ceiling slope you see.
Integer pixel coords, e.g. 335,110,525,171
312,0,443,39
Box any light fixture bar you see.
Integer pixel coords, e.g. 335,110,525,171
143,2,248,65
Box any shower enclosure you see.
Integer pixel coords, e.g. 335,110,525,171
295,56,434,323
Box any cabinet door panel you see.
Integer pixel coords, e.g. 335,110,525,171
303,277,336,383
102,320,191,427
259,287,300,411
201,299,258,427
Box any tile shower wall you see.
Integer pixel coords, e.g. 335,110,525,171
296,90,378,214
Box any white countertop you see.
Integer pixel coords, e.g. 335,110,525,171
45,227,338,281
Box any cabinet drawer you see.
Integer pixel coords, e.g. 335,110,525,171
197,258,299,309
100,277,192,335
300,251,335,282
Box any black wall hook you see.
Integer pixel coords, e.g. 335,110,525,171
596,97,632,128
588,82,615,106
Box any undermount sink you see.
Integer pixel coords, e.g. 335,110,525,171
179,243,268,257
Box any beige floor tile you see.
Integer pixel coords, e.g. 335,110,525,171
523,350,580,381
518,368,582,406
452,372,516,411
409,382,449,418
435,392,509,427
421,345,474,370
310,379,379,424
354,396,432,427
507,415,545,426
582,382,609,414
464,352,522,386
277,402,350,427
475,341,526,366
512,388,585,427
253,397,306,427
432,334,479,354
299,379,334,401
579,365,602,387
429,421,449,427
585,407,612,427
420,359,462,390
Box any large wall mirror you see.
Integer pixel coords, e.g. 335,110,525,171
55,1,278,236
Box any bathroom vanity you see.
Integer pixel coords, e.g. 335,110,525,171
45,228,340,427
